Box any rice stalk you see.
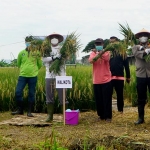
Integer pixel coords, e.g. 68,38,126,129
93,42,127,62
49,31,81,74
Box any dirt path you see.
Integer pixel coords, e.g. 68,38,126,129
1,101,150,149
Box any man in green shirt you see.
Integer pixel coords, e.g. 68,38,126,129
11,36,42,117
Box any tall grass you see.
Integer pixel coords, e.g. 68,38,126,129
0,65,147,112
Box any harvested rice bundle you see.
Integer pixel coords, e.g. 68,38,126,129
119,23,150,62
49,32,81,74
28,38,43,52
119,23,137,46
144,44,150,62
93,42,127,62
119,23,137,58
25,35,52,57
144,54,150,62
25,36,34,42
41,38,52,57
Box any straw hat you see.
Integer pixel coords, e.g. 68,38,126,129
47,32,64,43
135,28,150,38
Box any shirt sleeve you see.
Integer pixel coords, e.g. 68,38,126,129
42,57,53,63
101,51,110,61
132,45,145,59
37,57,43,70
88,51,96,63
123,57,130,78
17,52,22,68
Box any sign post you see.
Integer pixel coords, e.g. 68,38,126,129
56,76,72,125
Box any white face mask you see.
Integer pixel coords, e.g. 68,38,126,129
139,36,148,43
51,38,59,45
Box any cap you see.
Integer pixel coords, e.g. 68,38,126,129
110,36,118,40
95,38,104,44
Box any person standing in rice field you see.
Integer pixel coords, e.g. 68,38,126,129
89,38,112,122
132,29,150,125
43,33,68,122
109,36,130,114
11,36,43,117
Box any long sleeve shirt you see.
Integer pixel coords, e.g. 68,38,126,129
132,45,150,78
88,51,111,84
110,53,130,80
17,49,42,77
42,57,56,78
51,45,66,76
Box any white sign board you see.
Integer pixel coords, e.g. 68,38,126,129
56,76,72,88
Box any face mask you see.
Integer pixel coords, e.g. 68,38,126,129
51,38,59,45
25,42,31,47
139,36,148,43
96,46,103,51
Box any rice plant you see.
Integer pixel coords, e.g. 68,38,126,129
0,65,145,112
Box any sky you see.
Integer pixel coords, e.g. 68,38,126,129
0,0,150,61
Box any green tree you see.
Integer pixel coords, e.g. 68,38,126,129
82,40,95,53
0,59,9,67
10,59,17,67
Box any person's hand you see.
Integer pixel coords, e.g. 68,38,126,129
97,50,104,58
139,46,144,50
145,49,150,55
52,54,61,61
126,78,130,84
92,49,97,53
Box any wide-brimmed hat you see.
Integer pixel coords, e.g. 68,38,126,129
95,38,104,44
135,28,150,38
47,32,64,43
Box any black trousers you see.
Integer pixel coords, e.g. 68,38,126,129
111,79,124,112
93,81,112,120
136,77,150,105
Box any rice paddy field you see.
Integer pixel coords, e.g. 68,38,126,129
0,65,141,112
1,65,150,149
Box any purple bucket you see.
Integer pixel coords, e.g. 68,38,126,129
65,110,79,125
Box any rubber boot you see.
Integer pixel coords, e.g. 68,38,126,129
11,101,24,115
27,102,34,117
45,103,54,122
134,104,145,125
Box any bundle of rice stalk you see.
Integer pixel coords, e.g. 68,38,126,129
144,44,150,62
119,23,150,62
41,38,52,57
28,38,43,52
26,36,52,57
118,22,137,46
93,42,127,62
118,23,137,58
49,31,81,75
25,36,34,42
